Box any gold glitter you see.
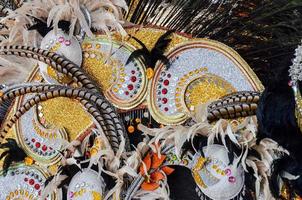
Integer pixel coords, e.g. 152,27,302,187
113,27,189,52
96,44,101,49
184,74,235,111
41,97,93,140
82,49,120,91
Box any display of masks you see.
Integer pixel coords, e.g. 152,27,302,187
0,0,302,200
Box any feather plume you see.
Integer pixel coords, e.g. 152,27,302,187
1,0,128,45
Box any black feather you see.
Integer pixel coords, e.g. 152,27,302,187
0,139,27,175
28,18,71,37
126,31,173,69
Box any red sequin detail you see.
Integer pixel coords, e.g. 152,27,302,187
128,84,134,91
163,80,169,86
131,70,135,74
164,107,169,112
34,184,40,190
35,142,41,148
125,91,129,95
31,138,35,142
24,178,28,182
162,98,168,104
162,88,168,94
29,179,34,185
131,76,137,82
167,74,171,78
42,145,47,151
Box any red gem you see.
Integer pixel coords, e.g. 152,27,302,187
162,88,168,94
167,74,171,78
34,184,40,190
31,138,35,142
162,98,168,104
42,145,47,151
125,91,129,95
24,178,28,182
131,76,137,82
164,107,169,112
128,84,134,91
29,179,35,185
163,80,169,86
35,142,41,148
131,70,135,74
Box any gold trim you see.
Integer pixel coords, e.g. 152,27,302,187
15,95,67,165
0,163,60,199
148,39,264,125
83,36,148,110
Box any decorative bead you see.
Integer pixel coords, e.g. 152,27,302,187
146,68,154,79
162,98,168,104
162,88,168,94
143,112,149,118
131,76,137,82
167,74,171,78
29,179,35,185
58,37,64,43
163,80,169,86
125,91,129,95
24,157,34,166
131,70,135,74
34,184,40,190
128,84,134,91
42,145,47,151
90,147,98,157
228,176,236,183
35,142,41,148
127,125,135,133
225,168,231,176
164,107,169,112
64,40,71,46
135,118,141,123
